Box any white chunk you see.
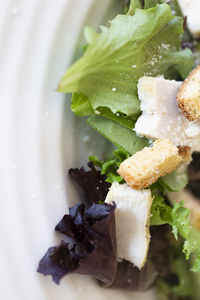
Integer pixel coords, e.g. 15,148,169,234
177,0,200,39
135,77,200,152
105,182,153,269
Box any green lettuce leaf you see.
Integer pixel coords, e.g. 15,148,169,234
144,0,162,9
87,115,148,154
151,194,200,273
183,228,200,272
127,0,142,15
171,258,197,298
157,250,199,300
150,196,190,239
166,0,182,17
71,93,137,128
58,4,193,117
71,93,94,116
89,148,129,183
128,0,182,15
97,107,136,129
160,163,188,192
192,252,200,273
143,0,182,15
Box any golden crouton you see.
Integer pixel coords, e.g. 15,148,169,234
177,65,200,121
178,146,192,163
117,139,182,190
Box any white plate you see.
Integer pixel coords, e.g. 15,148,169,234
0,1,156,299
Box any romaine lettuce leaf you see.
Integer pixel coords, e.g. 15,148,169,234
58,4,193,117
160,163,188,192
71,92,94,116
71,93,137,128
97,107,136,129
87,115,148,154
127,0,142,15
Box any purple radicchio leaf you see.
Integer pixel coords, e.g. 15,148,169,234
149,225,171,277
110,260,158,291
69,162,111,204
36,241,79,284
109,225,170,291
37,202,117,286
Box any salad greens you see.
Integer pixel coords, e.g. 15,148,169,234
58,3,193,117
90,149,189,191
156,240,199,300
127,0,142,15
39,1,200,299
160,163,189,192
150,188,200,274
71,92,94,116
58,2,192,195
88,116,148,155
89,148,129,184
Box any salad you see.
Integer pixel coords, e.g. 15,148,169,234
37,1,200,299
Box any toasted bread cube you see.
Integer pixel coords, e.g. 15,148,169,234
177,65,200,121
178,146,192,163
117,139,182,190
135,76,200,152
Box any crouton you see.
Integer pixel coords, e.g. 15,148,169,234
135,76,200,152
117,139,182,190
178,145,192,163
177,65,200,121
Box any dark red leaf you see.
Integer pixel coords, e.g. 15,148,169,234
110,260,158,291
37,202,117,286
69,162,111,204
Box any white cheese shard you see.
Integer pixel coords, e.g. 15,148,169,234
177,0,200,39
105,182,153,269
134,76,200,152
